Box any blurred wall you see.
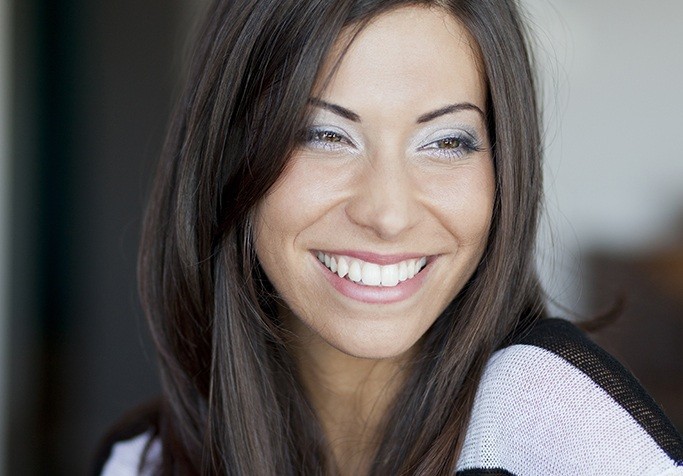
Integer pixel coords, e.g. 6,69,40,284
526,0,683,309
7,0,199,474
0,0,10,473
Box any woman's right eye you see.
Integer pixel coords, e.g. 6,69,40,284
302,127,354,151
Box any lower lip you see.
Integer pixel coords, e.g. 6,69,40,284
314,254,433,304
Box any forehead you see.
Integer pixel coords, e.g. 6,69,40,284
315,6,487,114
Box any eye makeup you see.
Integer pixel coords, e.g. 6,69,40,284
417,127,485,161
299,100,487,162
302,125,357,152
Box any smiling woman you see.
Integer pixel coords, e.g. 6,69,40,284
94,0,683,475
254,8,494,361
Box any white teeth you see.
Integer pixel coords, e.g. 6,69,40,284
398,261,408,282
337,257,349,278
317,252,429,288
381,264,399,287
348,260,362,282
407,260,416,279
361,262,381,286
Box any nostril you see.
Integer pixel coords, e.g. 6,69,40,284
345,202,417,241
343,164,421,241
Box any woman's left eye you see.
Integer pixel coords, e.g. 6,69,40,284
420,133,482,160
430,137,463,150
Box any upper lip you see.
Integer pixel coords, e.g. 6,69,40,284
314,249,432,266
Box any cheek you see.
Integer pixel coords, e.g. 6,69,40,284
421,161,496,246
253,158,344,300
255,155,360,255
254,165,322,247
253,200,296,294
257,157,348,229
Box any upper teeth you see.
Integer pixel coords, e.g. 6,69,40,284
316,252,428,287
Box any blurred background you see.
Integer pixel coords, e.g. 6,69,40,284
0,0,681,474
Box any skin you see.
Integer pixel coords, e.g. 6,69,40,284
254,6,494,474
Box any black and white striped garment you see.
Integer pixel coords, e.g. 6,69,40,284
97,319,683,475
455,318,683,475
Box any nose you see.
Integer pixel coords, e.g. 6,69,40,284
345,155,421,241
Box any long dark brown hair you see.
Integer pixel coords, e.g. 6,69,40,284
139,0,546,473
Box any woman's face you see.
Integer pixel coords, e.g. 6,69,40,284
254,6,495,359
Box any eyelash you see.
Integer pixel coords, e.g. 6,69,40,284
301,127,483,160
302,127,355,151
419,133,483,160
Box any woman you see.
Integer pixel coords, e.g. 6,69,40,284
96,0,683,474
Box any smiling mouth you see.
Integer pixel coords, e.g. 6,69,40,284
316,251,428,288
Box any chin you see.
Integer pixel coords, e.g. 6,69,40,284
322,320,422,360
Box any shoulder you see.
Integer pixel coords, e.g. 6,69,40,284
457,318,683,476
92,399,162,476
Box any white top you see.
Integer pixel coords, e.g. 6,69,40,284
100,431,161,476
456,344,682,475
100,319,683,475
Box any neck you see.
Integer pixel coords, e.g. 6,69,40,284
286,318,412,475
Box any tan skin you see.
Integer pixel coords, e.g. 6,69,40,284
254,6,494,474
289,322,410,474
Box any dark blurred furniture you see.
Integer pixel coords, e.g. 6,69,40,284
586,246,683,433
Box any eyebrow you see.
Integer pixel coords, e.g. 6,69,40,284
308,98,485,124
416,103,485,123
308,98,361,122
